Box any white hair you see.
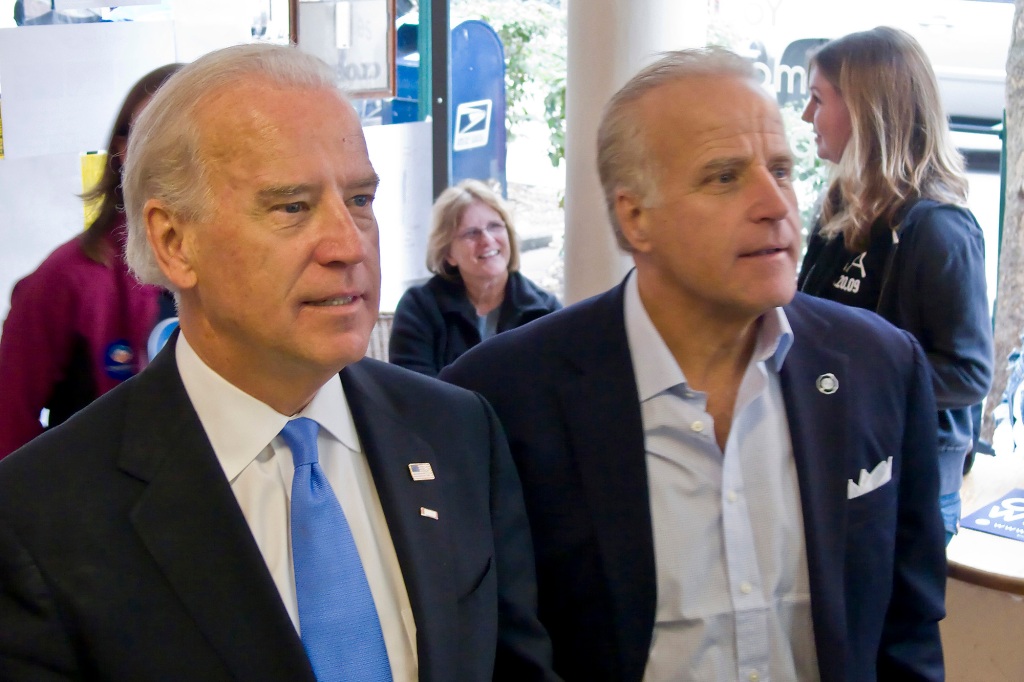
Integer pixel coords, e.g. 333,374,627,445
596,47,757,250
123,43,344,288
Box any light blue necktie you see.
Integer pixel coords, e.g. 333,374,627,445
281,417,392,682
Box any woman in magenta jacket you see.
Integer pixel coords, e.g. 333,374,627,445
0,64,181,458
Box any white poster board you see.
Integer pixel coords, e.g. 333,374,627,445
363,120,433,312
0,21,176,159
0,152,85,327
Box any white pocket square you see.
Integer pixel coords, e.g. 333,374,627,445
847,457,893,499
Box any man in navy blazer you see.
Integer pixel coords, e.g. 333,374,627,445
0,44,555,681
441,48,946,681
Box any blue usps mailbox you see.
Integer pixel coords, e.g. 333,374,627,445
450,20,507,194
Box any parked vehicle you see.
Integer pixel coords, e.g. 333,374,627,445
713,0,1013,126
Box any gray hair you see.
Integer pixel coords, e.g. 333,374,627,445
123,43,343,288
597,47,756,250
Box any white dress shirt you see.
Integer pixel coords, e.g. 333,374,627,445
623,272,820,682
176,334,417,681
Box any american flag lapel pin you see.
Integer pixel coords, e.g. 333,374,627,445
408,462,435,481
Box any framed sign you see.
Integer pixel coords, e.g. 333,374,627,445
290,0,396,99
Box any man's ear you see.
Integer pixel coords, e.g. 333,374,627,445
614,188,652,253
144,199,198,291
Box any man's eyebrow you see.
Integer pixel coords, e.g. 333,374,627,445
699,156,748,174
254,173,379,203
351,173,381,191
256,184,316,203
768,152,796,167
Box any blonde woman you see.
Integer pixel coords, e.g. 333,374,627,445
797,26,993,544
390,180,561,376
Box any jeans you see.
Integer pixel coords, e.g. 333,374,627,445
940,490,962,546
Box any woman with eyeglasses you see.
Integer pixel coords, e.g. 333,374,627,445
796,27,993,544
389,179,561,377
0,63,182,458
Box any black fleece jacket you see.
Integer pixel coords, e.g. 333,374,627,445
389,271,562,377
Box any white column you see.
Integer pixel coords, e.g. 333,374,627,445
563,0,708,303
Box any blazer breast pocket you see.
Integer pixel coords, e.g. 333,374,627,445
846,477,898,527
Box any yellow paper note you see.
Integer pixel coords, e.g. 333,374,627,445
80,152,108,228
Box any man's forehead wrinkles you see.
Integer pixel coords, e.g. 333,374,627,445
691,116,786,137
690,123,790,149
247,166,376,199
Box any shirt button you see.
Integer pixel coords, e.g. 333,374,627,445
727,491,738,503
748,671,760,682
690,421,704,433
740,581,753,594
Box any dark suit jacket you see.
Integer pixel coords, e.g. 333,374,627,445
0,340,555,681
441,281,947,682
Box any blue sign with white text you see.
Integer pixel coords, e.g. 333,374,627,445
961,488,1024,542
450,20,507,193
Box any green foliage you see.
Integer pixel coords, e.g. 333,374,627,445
452,0,567,167
543,72,566,167
779,100,830,234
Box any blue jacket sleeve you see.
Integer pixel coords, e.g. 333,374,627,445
892,205,993,410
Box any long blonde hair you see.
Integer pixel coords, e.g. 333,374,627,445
811,27,968,251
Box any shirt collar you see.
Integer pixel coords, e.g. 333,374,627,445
758,305,793,373
175,333,360,482
624,270,687,402
623,270,793,402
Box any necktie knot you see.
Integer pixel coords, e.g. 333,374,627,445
280,417,320,468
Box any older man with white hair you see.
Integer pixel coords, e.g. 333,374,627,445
0,43,555,682
442,47,946,682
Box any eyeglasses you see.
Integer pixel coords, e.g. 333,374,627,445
456,221,506,242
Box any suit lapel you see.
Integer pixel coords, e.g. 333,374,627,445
780,296,851,677
560,288,854,678
119,343,314,681
341,361,457,681
556,284,657,681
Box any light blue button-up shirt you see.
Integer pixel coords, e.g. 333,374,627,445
623,273,820,682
